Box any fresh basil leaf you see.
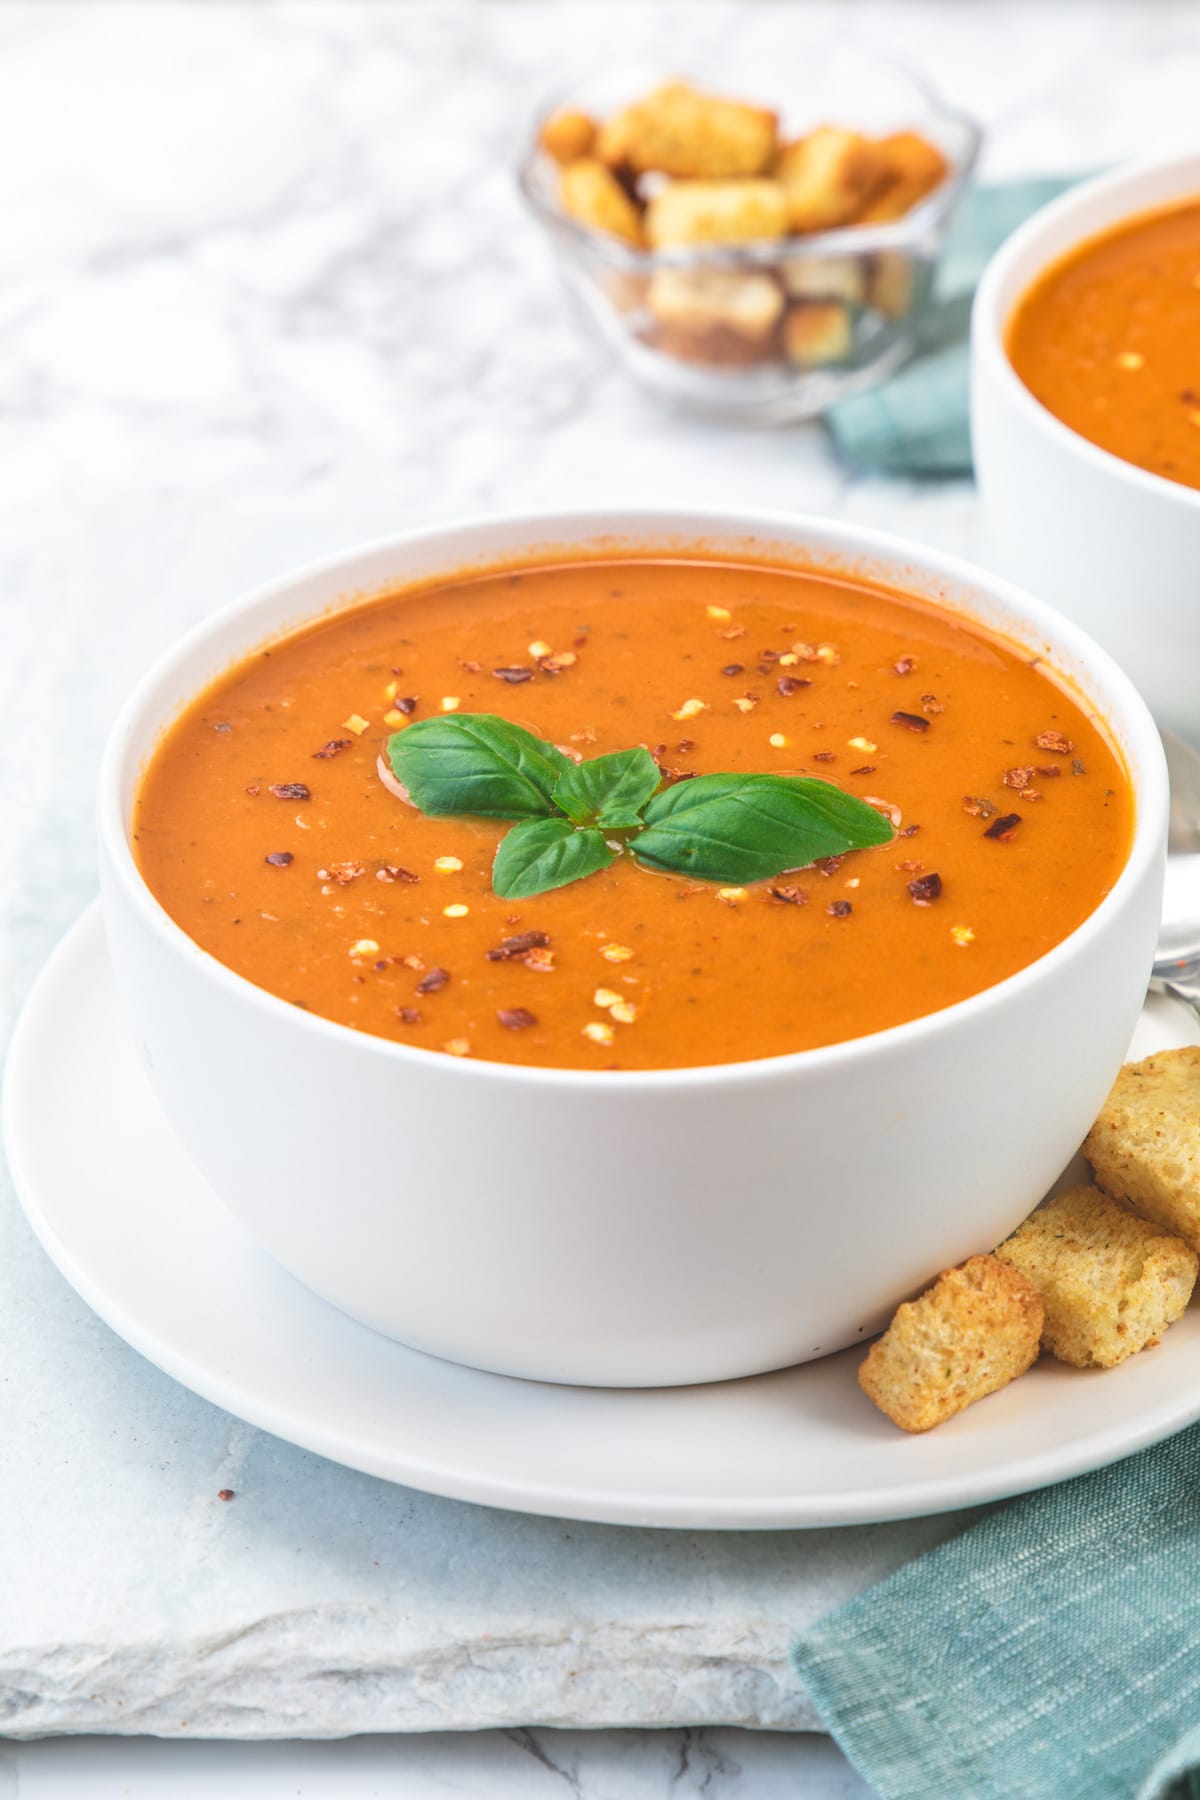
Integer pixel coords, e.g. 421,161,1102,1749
493,817,616,899
631,773,892,882
553,747,661,829
387,714,571,820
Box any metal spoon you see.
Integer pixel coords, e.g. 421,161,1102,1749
1150,730,1200,1009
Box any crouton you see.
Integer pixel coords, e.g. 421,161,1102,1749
558,159,642,245
857,131,949,223
597,81,777,179
539,108,597,165
995,1185,1198,1368
780,255,867,305
644,178,788,248
783,299,853,366
858,1254,1043,1433
867,250,916,319
647,266,784,344
1085,1048,1200,1252
775,126,889,232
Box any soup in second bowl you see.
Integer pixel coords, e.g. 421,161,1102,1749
133,554,1131,1071
1007,196,1200,490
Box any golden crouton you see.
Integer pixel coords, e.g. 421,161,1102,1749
539,108,597,165
597,81,777,179
1085,1048,1200,1252
644,178,788,248
648,267,784,343
558,159,642,245
783,299,853,366
995,1185,1198,1369
781,255,867,305
775,126,889,232
867,250,915,319
858,1254,1043,1433
857,131,949,223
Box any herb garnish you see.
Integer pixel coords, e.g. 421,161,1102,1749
386,714,893,899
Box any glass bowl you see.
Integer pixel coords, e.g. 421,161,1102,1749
517,41,981,424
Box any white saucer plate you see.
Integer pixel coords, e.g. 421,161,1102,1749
7,903,1200,1531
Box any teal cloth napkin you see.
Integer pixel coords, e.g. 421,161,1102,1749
792,1424,1200,1799
825,176,1075,476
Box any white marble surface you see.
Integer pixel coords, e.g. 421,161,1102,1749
4,0,1199,1793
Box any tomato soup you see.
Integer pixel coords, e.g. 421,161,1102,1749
133,557,1132,1071
1008,197,1200,490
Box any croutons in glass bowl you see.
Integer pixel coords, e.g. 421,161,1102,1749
519,45,980,423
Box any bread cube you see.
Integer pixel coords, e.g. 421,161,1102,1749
539,109,597,165
867,250,915,320
783,300,853,366
558,159,642,245
781,255,866,305
1085,1047,1200,1252
858,1254,1043,1433
648,267,783,344
857,131,949,223
995,1185,1197,1368
775,127,889,232
644,178,788,249
597,82,777,179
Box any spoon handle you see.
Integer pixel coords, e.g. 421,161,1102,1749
1156,970,1200,1016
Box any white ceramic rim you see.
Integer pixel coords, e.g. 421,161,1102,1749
99,504,1168,1092
973,149,1200,512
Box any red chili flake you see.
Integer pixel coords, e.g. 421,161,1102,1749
812,751,837,764
676,738,696,752
217,1489,235,1502
849,764,876,775
1071,757,1086,776
898,823,920,837
756,663,774,676
312,739,353,759
265,851,293,867
497,1007,538,1030
984,813,1022,841
920,693,944,715
769,885,808,904
320,860,365,885
759,648,780,661
963,795,999,819
1003,766,1035,789
377,865,420,883
245,784,260,796
394,697,418,716
890,711,930,733
415,966,450,995
827,899,853,917
486,931,551,962
574,635,588,648
268,782,311,801
814,855,843,876
1035,730,1074,755
395,1007,423,1025
721,663,745,676
894,655,918,675
1034,765,1062,778
777,676,810,697
907,871,943,904
459,658,481,673
493,666,534,684
374,960,389,972
660,766,697,783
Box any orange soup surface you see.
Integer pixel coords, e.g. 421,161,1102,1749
1008,197,1200,489
134,557,1132,1071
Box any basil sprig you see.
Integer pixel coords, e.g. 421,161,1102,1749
387,714,892,899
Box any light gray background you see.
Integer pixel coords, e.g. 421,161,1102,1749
5,1,1197,1792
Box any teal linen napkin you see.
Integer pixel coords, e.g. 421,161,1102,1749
792,1423,1200,1800
825,177,1075,476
